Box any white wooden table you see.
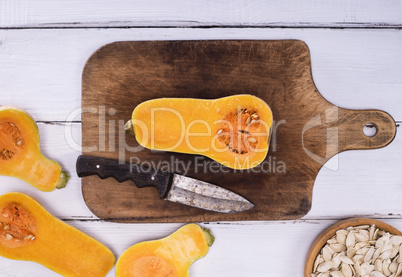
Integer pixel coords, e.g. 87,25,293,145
0,1,401,276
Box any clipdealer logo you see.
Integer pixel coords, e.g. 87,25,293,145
128,155,286,176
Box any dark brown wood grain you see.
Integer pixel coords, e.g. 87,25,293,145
81,40,396,223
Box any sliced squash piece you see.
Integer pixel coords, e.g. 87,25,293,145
116,224,214,277
125,94,273,169
0,192,115,276
0,106,69,191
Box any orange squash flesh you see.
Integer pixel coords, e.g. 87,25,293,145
127,95,273,169
116,224,214,277
0,106,69,191
0,192,115,277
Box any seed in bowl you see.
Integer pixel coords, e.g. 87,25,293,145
310,224,402,277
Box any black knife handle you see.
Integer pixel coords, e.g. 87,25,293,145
76,155,173,198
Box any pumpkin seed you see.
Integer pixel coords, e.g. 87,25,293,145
329,271,343,277
389,262,398,273
356,246,370,256
356,230,370,241
382,259,391,276
327,238,338,245
313,254,323,272
346,247,356,258
360,262,374,275
364,246,375,262
251,113,259,119
330,244,347,253
331,253,341,269
380,249,393,260
339,255,354,265
341,263,353,277
370,271,386,277
322,246,333,262
346,232,356,248
374,259,383,272
317,261,333,272
355,241,370,250
336,233,347,245
396,263,402,276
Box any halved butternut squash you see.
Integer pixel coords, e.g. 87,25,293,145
0,192,115,276
116,224,214,277
0,106,68,191
125,95,273,169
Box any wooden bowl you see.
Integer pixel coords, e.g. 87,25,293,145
304,218,402,277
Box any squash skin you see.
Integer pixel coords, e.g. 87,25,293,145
0,106,69,191
129,95,273,170
0,192,115,277
116,224,214,277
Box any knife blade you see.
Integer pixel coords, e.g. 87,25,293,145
76,155,254,214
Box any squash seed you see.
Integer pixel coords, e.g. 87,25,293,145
327,237,338,244
251,113,259,119
317,261,333,272
355,225,370,230
339,255,354,265
371,271,386,277
346,232,356,248
375,258,383,272
396,263,402,276
322,246,333,261
313,254,323,272
390,236,402,246
248,137,257,143
329,271,343,277
389,262,398,273
382,259,392,276
341,263,353,277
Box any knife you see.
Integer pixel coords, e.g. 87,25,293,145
76,155,254,214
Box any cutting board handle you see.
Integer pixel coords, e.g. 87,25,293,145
338,108,396,152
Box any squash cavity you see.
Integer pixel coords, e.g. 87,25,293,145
0,202,37,248
0,106,69,191
0,192,115,277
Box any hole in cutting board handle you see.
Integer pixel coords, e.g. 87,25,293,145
363,123,378,137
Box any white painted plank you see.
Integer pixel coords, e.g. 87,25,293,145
0,122,400,220
1,219,402,276
0,0,401,28
0,28,401,121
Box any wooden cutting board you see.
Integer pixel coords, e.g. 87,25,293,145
81,40,396,223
